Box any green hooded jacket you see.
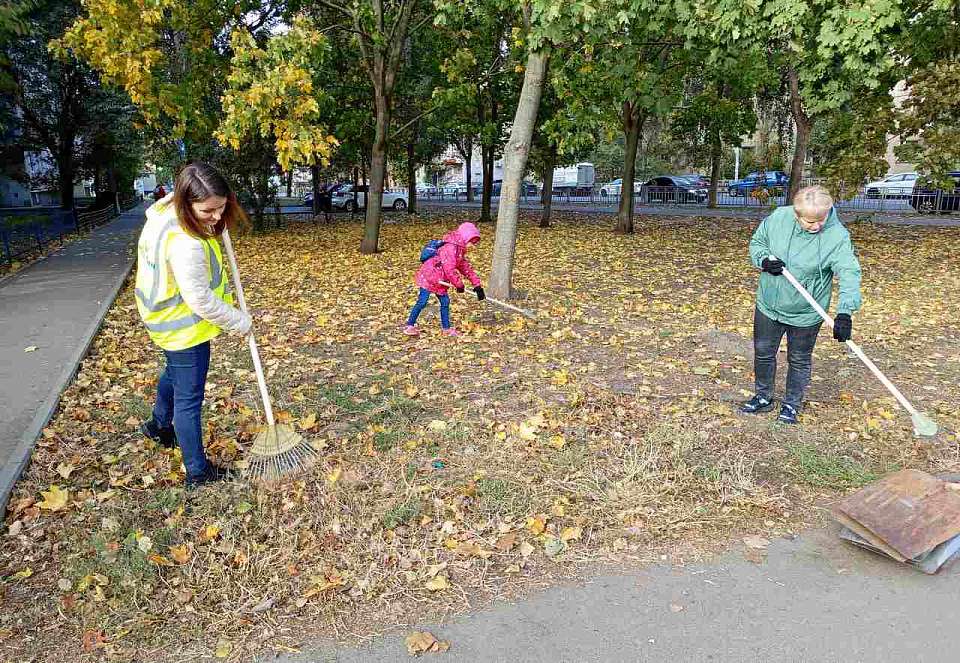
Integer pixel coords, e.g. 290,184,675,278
749,205,862,328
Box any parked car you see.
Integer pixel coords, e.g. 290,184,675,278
416,183,439,196
598,178,642,198
330,184,409,211
302,183,343,207
726,171,789,197
643,175,708,203
910,172,960,213
491,180,537,196
865,172,918,199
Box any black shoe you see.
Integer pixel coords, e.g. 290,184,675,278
778,404,799,425
185,463,231,488
739,395,774,414
140,420,177,448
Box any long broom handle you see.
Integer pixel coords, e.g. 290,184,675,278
222,230,275,427
438,281,535,318
774,258,921,418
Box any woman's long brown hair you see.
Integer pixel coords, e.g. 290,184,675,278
173,162,248,239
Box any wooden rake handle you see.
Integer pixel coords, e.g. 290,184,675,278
222,230,276,426
774,257,921,418
438,281,536,319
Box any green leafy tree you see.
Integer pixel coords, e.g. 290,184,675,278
5,0,132,209
762,0,904,200
434,5,517,222
304,0,438,253
894,1,960,185
671,54,765,206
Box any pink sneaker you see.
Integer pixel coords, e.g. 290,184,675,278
403,325,420,336
442,328,460,337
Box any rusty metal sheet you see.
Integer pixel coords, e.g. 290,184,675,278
835,469,960,560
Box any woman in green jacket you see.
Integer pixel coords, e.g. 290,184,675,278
740,185,862,424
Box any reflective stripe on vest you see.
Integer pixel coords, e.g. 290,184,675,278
135,228,225,317
135,204,231,351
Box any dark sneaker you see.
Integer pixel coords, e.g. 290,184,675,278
739,395,774,415
778,404,799,425
185,463,231,488
140,420,177,448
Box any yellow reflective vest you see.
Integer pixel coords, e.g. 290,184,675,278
135,196,232,351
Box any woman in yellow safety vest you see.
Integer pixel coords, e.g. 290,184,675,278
135,162,252,486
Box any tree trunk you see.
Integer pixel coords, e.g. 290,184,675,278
539,145,556,228
57,133,75,210
361,93,390,254
787,66,812,203
708,130,722,208
311,164,321,216
352,166,360,215
465,137,474,203
616,104,642,233
286,170,293,198
480,143,494,223
489,50,548,300
407,139,417,215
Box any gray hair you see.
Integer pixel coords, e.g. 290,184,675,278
793,185,833,220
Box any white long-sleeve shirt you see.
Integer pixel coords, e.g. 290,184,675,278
167,232,252,335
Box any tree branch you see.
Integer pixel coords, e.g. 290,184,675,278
394,103,441,136
316,0,353,19
409,13,434,35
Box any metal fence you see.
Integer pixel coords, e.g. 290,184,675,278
414,181,958,215
0,195,141,265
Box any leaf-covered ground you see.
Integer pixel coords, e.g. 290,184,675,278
2,211,959,661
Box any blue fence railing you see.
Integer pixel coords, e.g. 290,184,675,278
0,195,140,265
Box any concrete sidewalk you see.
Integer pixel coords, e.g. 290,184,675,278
0,202,146,512
273,526,960,663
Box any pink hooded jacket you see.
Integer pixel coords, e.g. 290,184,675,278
415,222,482,295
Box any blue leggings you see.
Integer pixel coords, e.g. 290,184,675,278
407,288,450,328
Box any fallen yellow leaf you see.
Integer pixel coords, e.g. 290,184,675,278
526,516,546,535
560,526,583,543
405,630,450,655
299,411,318,430
214,638,233,658
424,575,449,592
169,544,191,564
37,485,69,512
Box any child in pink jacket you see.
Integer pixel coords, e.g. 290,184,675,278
405,222,485,337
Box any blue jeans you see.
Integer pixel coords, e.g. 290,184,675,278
406,288,450,329
150,341,212,479
753,308,822,409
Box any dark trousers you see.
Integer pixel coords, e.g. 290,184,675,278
151,341,212,479
753,308,822,409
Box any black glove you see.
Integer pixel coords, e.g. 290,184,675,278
761,257,784,275
833,313,852,342
456,286,465,294
474,286,485,301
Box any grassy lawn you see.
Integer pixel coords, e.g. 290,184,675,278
2,210,959,661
